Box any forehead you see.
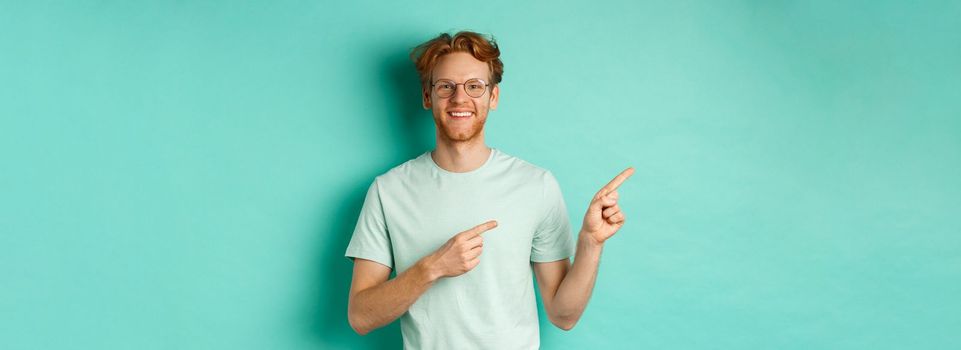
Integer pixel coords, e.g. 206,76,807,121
431,52,490,81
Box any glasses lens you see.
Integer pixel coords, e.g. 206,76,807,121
465,79,487,97
434,80,455,97
433,79,488,98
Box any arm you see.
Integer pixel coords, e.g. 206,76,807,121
347,257,439,335
347,220,498,335
533,167,634,330
532,231,604,330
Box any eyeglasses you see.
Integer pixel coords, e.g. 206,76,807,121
430,78,490,98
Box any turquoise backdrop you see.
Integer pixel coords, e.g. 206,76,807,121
2,1,959,349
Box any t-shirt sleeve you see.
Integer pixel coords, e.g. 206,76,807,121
344,178,394,269
530,171,575,262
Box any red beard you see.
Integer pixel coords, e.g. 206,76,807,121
435,114,486,142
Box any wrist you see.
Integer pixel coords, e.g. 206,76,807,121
578,230,605,250
417,255,442,282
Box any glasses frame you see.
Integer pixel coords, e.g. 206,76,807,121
430,78,491,98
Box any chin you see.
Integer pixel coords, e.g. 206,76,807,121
445,131,474,142
434,115,486,142
441,127,481,142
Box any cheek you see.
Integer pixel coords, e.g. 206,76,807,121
431,109,444,121
474,98,489,109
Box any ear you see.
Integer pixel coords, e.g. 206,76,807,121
489,84,499,110
422,88,432,110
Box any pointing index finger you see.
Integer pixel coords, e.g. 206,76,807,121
597,167,635,197
472,220,498,237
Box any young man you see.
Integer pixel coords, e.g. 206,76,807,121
344,31,633,349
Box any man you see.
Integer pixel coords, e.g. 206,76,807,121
344,31,633,349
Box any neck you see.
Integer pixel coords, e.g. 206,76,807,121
431,136,491,173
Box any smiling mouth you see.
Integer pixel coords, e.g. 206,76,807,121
447,111,474,119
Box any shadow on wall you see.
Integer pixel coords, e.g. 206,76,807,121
305,38,433,349
390,44,435,157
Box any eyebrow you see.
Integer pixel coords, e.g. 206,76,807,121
432,76,489,82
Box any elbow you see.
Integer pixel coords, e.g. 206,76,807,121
550,315,578,331
350,323,370,336
547,305,580,331
348,312,371,336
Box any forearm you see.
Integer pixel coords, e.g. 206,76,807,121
348,258,439,335
552,231,604,325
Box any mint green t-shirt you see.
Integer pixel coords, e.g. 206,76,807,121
344,148,575,350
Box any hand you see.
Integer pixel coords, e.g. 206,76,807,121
582,167,634,245
425,220,498,279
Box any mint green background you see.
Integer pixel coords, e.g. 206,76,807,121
2,1,959,349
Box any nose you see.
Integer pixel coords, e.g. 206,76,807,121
450,84,470,103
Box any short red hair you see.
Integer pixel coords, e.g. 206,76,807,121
410,31,504,92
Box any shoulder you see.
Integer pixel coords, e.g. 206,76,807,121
492,149,560,188
370,152,431,189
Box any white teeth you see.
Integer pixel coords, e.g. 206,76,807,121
450,112,473,117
